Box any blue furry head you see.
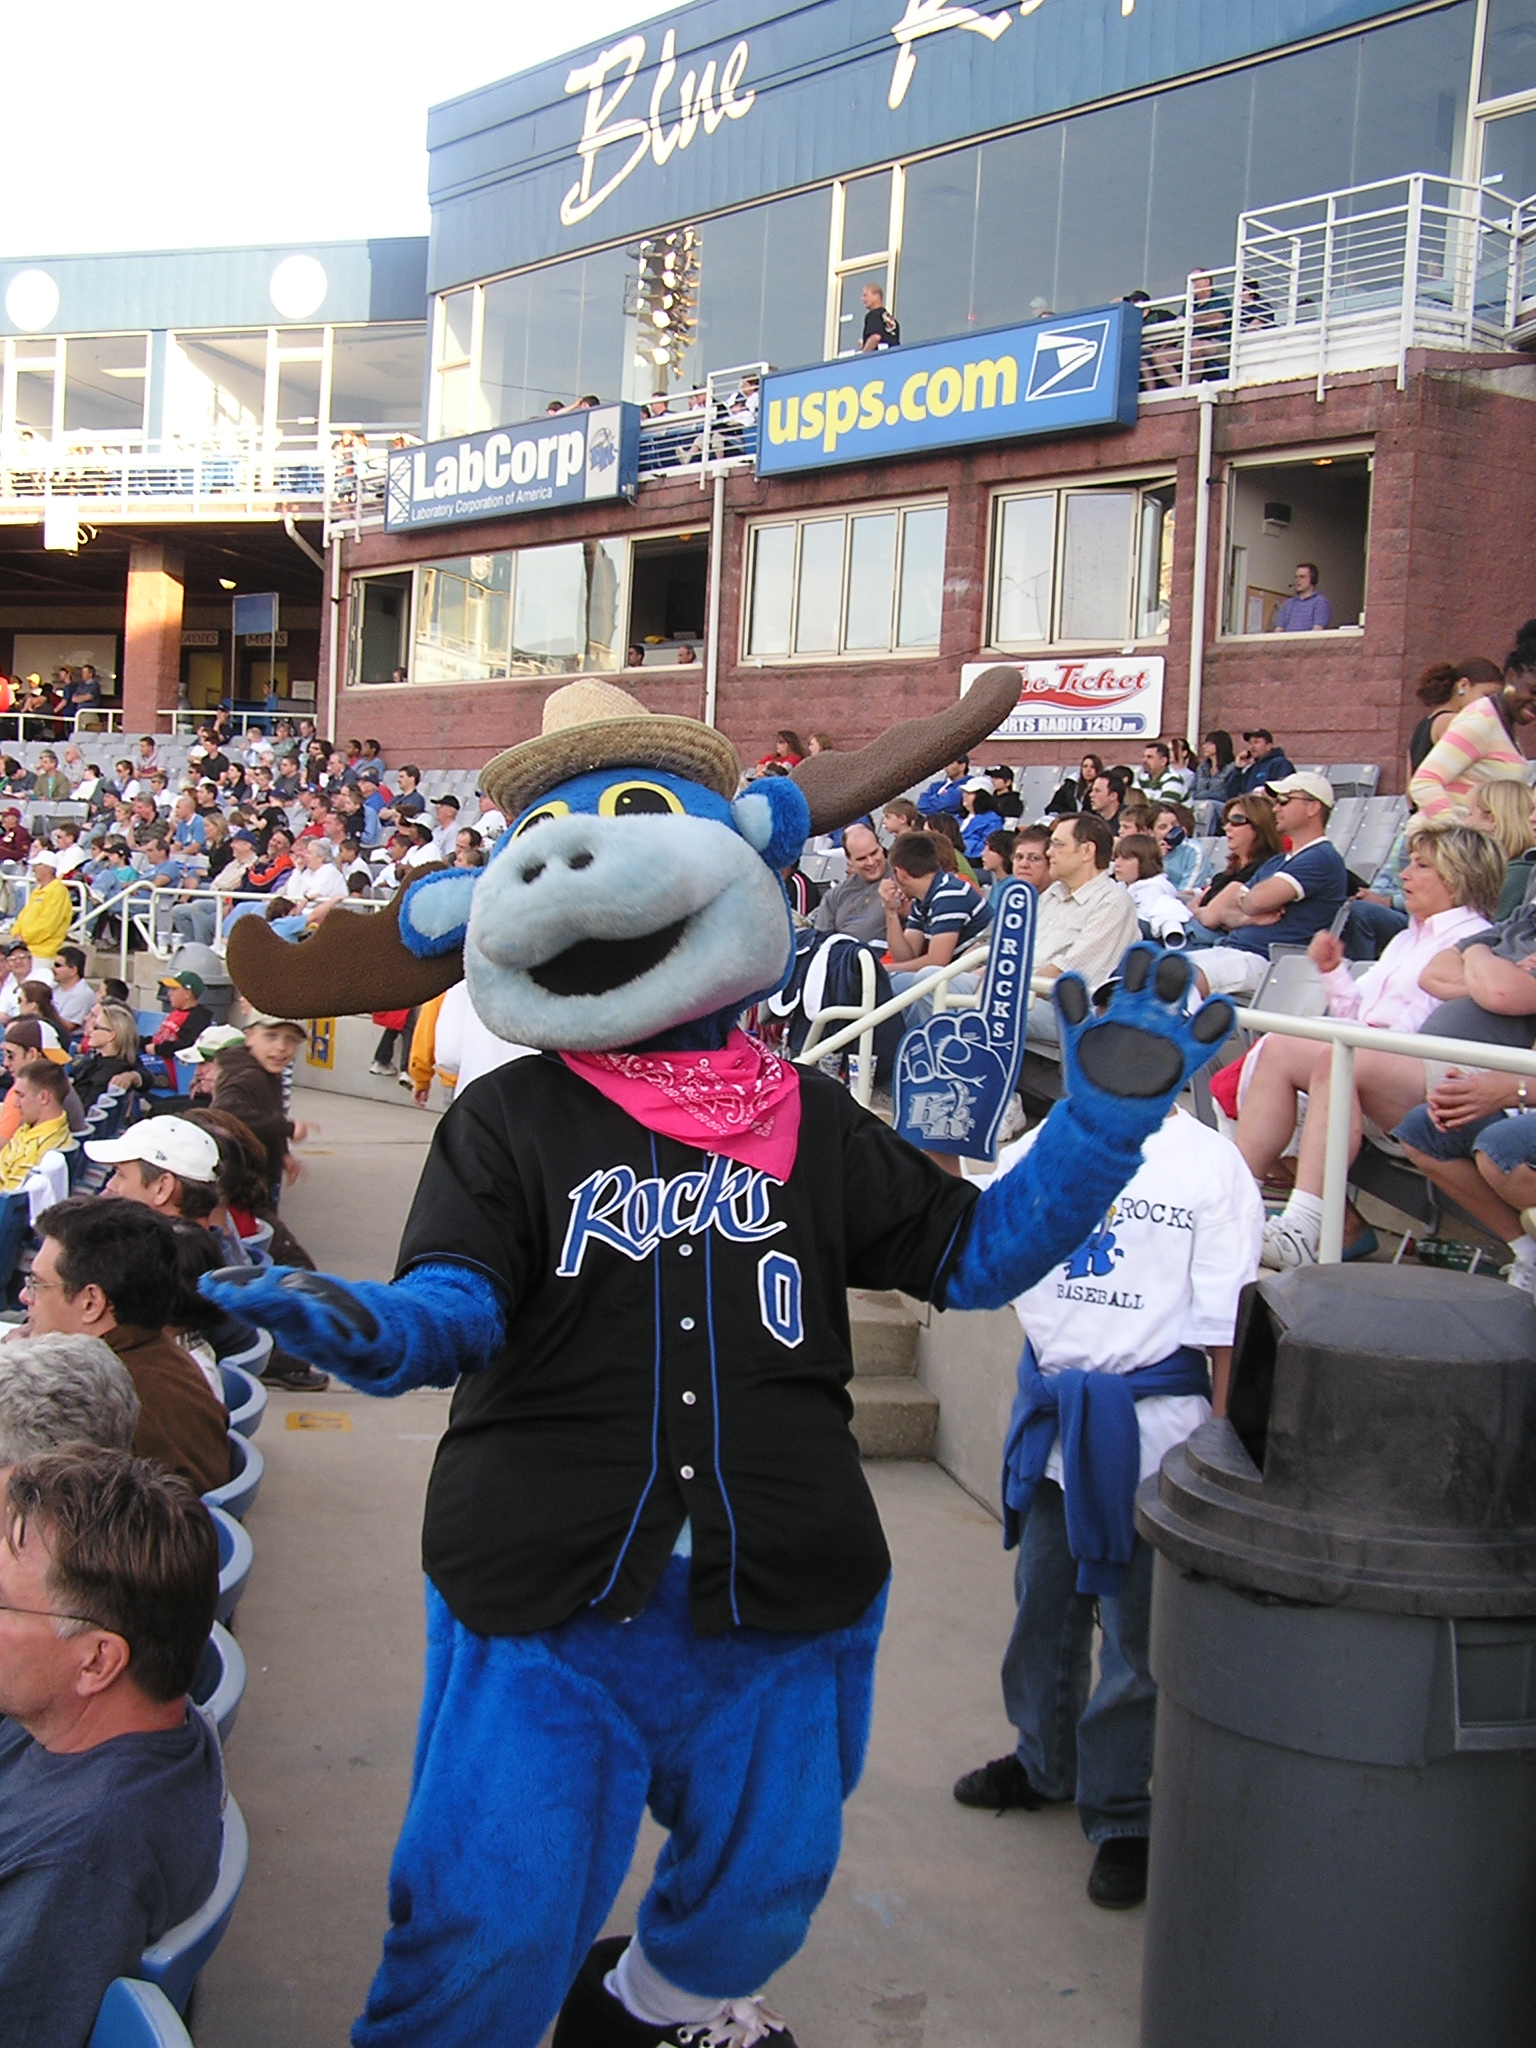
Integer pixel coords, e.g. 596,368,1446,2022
399,768,811,1053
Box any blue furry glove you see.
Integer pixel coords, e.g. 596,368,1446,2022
944,945,1233,1312
199,1259,507,1396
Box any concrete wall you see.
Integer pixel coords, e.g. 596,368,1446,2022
914,1302,1017,1519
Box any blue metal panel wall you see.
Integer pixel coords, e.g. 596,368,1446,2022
426,0,1429,289
0,237,428,337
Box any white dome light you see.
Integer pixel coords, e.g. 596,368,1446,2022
269,254,328,322
5,270,59,332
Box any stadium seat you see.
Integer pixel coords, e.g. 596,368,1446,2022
218,1356,269,1435
140,1796,250,2015
189,1622,246,1744
201,1432,264,1522
207,1503,253,1626
88,1980,193,2048
1327,762,1381,797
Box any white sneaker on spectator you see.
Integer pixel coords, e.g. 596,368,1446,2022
1507,1257,1536,1295
1262,1217,1318,1270
997,1095,1029,1146
370,1060,397,1077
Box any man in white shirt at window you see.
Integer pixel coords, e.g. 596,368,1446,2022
1027,815,1141,1044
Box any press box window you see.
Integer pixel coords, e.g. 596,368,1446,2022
989,482,1175,648
744,502,946,660
1222,454,1370,635
350,573,412,686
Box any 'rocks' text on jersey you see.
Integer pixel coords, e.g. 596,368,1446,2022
558,1155,786,1276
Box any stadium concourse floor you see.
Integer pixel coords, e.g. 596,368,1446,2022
196,1089,1142,2048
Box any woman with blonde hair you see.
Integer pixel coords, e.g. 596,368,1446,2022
1236,820,1505,1266
1468,774,1536,916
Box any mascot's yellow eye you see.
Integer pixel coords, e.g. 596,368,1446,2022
597,781,684,819
513,801,570,837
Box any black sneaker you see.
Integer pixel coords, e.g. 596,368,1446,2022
551,1937,799,2048
260,1358,331,1392
952,1753,1055,1811
1086,1835,1148,1909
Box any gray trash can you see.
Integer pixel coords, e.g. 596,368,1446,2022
1137,1265,1536,2048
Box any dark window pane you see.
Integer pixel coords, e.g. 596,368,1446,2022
1484,0,1536,101
1055,99,1155,313
898,147,981,345
1145,72,1255,297
481,249,632,425
1482,107,1536,198
842,172,891,260
972,126,1066,329
1246,42,1359,218
1354,4,1473,184
695,188,833,373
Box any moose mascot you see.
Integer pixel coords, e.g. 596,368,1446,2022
208,672,1231,2048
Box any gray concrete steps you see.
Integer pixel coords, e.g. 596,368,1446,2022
849,1288,937,1460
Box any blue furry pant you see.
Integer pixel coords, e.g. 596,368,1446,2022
352,1558,888,2048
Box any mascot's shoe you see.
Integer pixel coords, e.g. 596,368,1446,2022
553,1937,800,2048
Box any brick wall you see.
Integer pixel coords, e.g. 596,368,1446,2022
335,358,1536,790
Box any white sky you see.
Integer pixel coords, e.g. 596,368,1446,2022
0,0,662,257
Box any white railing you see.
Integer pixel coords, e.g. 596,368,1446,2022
0,436,336,519
636,363,767,482
1140,175,1531,399
0,711,125,742
794,946,1536,1269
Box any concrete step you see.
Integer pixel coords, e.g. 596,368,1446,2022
850,1374,940,1460
848,1288,919,1376
848,1288,935,1459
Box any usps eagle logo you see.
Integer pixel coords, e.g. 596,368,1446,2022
1025,318,1111,401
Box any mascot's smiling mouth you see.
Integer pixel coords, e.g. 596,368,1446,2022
529,918,690,998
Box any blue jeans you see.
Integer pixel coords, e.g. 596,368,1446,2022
1000,1478,1155,1842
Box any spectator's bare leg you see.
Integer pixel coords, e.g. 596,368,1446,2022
1400,1144,1523,1242
1292,1046,1425,1199
1233,1034,1319,1181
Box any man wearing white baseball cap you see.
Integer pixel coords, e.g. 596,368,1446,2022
1190,770,1348,1001
85,1117,222,1221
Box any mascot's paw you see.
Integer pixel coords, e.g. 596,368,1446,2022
1055,943,1233,1147
202,1266,389,1376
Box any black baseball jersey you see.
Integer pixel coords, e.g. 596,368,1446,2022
399,1057,978,1639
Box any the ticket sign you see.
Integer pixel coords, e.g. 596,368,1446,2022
756,304,1140,477
961,656,1166,743
385,404,641,533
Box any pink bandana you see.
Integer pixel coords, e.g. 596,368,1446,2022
562,1028,801,1180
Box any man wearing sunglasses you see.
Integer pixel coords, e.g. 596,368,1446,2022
0,1445,222,2046
1192,772,1348,1000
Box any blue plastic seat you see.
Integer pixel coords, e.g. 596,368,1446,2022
206,1503,253,1626
89,1980,192,2048
188,1622,246,1743
218,1358,268,1436
140,1796,249,2014
201,1430,263,1521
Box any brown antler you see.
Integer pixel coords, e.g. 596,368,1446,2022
791,665,1025,833
225,873,464,1020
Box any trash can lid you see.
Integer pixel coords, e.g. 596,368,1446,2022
1137,1266,1536,1615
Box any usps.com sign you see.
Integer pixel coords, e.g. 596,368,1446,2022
961,657,1165,742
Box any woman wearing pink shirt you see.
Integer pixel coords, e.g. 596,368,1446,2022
1232,821,1504,1265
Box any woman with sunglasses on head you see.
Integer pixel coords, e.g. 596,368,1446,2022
1409,633,1536,820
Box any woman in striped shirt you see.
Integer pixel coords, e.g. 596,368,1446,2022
1409,628,1536,819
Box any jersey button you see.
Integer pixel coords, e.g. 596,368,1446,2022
678,1244,693,1257
682,1390,697,1405
680,1316,695,1331
680,1464,695,1480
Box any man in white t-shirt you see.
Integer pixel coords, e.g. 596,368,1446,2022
278,839,347,929
953,1103,1261,1908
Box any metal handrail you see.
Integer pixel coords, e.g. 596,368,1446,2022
794,948,1536,1267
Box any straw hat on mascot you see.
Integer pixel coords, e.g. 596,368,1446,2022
207,672,1231,2048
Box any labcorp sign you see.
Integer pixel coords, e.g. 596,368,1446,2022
755,304,1139,476
385,404,641,533
962,656,1166,742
